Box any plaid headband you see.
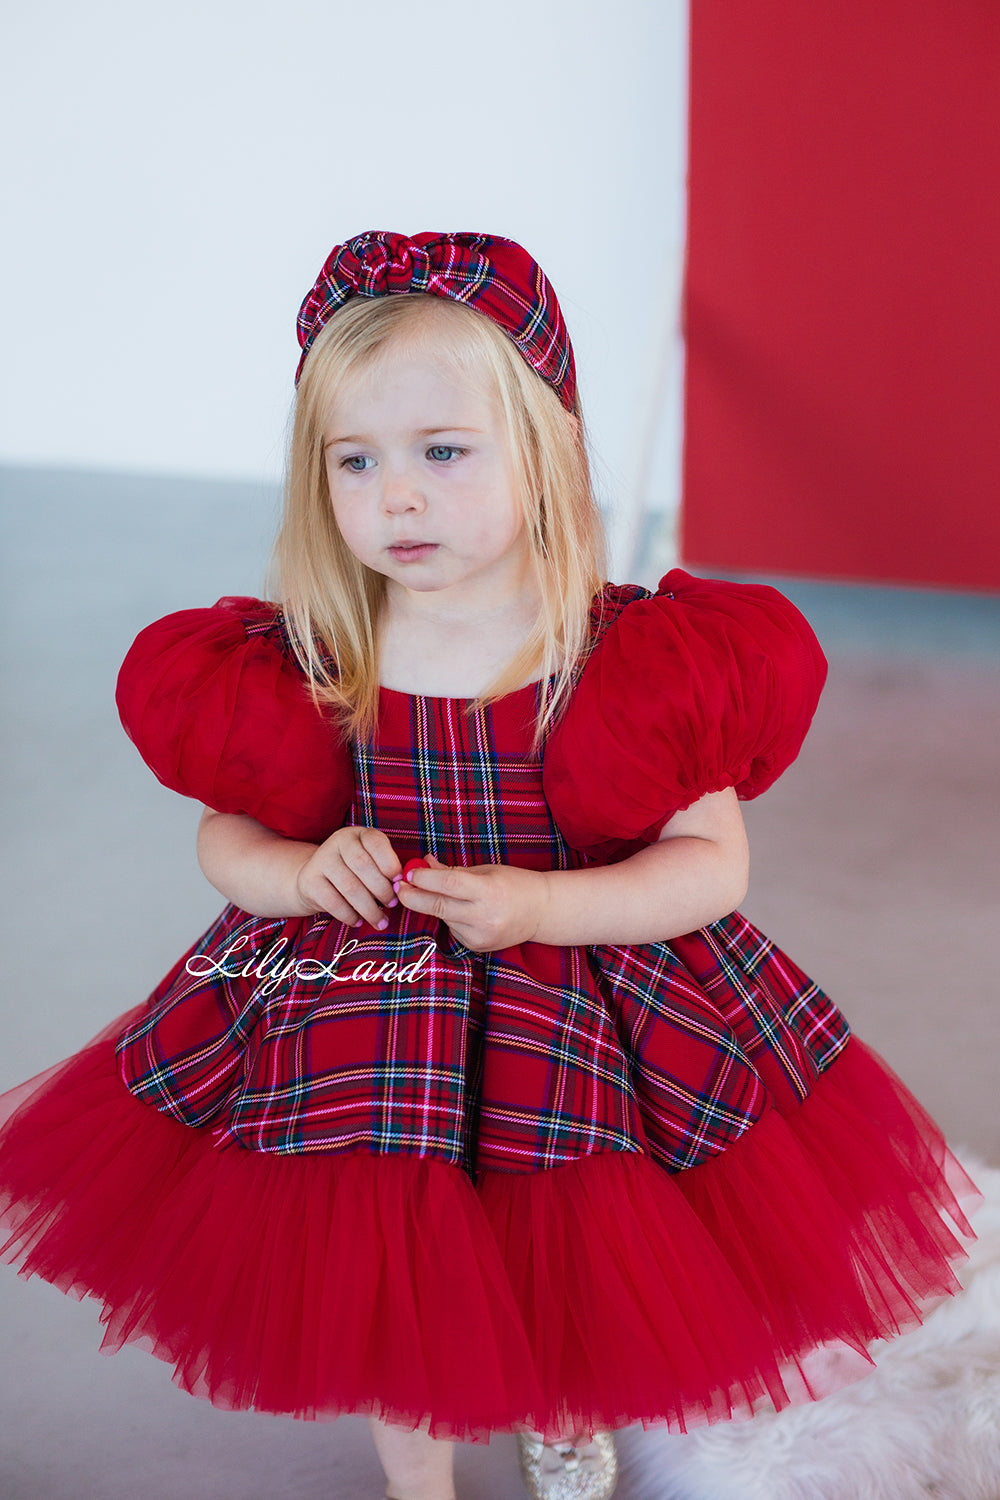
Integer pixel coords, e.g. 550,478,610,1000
295,230,577,411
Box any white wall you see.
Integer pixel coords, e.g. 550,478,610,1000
0,0,687,573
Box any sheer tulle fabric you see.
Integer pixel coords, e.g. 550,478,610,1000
0,1021,975,1446
542,570,830,856
114,598,353,842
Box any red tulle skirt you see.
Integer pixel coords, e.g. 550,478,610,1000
0,1011,978,1445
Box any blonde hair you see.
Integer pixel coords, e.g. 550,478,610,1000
273,293,608,753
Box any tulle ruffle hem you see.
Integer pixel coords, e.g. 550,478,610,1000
0,1021,977,1445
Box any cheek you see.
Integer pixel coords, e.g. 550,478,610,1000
325,488,364,554
325,466,356,527
469,472,524,543
491,493,526,547
461,505,518,551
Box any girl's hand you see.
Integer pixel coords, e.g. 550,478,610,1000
395,854,548,953
294,826,403,930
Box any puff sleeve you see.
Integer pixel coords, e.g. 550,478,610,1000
542,569,828,857
115,596,355,843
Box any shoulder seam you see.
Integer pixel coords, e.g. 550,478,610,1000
239,606,307,671
588,582,651,651
567,583,651,689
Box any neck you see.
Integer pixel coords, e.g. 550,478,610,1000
377,577,545,698
382,567,543,632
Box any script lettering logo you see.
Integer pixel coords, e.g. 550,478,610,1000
185,938,438,996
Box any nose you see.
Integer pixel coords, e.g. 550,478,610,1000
380,460,426,515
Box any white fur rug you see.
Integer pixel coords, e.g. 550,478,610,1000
619,1157,1000,1500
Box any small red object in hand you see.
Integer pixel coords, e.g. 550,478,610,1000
359,857,430,932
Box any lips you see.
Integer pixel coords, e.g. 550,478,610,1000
387,541,438,559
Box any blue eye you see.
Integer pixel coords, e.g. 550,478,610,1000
341,455,374,473
427,445,461,462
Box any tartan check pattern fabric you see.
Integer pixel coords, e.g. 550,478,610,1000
116,588,850,1177
294,230,578,409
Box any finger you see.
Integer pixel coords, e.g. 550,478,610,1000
391,856,426,896
305,875,366,928
342,837,400,911
357,827,404,886
396,867,475,923
331,865,395,929
405,860,467,898
395,879,451,921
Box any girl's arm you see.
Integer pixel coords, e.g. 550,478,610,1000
531,786,749,946
197,809,402,929
198,785,749,949
400,787,750,950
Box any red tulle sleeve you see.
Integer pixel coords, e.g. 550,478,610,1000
542,569,828,856
115,596,354,843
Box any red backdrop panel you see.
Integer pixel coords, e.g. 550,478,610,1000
682,1,1000,591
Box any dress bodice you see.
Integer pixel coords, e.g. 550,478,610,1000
349,681,585,874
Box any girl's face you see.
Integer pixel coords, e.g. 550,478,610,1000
322,342,534,614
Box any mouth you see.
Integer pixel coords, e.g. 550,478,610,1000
387,542,438,561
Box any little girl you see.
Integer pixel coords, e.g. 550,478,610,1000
0,231,978,1500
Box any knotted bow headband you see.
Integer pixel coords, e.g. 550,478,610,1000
295,231,578,412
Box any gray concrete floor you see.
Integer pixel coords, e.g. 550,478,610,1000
1,464,999,1498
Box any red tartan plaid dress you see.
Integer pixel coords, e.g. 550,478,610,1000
0,570,977,1444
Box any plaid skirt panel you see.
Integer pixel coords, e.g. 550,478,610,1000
116,677,849,1177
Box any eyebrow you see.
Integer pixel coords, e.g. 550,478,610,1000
324,426,485,448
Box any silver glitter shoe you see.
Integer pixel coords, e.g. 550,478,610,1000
516,1429,619,1499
